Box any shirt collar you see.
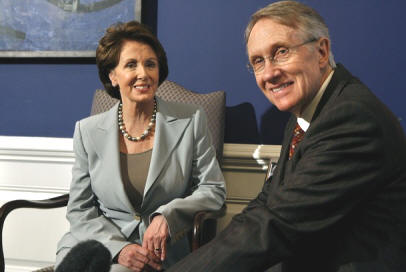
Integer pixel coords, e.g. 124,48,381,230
297,70,334,132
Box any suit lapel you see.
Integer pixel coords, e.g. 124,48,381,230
143,97,191,201
312,64,350,123
273,116,296,183
91,103,135,213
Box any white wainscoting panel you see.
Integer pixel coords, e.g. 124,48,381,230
0,136,281,272
0,136,73,194
0,136,72,272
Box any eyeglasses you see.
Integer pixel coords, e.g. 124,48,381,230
247,38,318,74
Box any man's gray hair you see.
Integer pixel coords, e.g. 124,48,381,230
245,0,336,68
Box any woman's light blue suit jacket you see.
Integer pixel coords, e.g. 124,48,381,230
56,97,226,267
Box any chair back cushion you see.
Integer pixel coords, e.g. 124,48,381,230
90,80,225,160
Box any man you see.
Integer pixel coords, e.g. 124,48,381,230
168,1,406,271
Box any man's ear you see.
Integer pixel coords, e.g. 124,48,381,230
317,37,330,68
109,71,117,87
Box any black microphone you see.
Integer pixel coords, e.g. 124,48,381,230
55,240,112,272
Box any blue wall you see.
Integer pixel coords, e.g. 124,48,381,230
1,0,405,144
0,62,99,137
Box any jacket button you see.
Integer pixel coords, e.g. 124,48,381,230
134,214,141,221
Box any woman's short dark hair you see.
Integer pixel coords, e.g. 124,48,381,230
96,21,168,99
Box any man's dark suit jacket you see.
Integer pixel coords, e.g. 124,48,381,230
167,64,406,272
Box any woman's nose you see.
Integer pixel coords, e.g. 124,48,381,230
136,65,147,80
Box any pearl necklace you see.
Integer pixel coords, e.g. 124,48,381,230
118,98,157,142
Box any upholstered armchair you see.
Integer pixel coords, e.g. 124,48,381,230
0,80,226,272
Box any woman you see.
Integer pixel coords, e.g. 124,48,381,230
55,21,226,272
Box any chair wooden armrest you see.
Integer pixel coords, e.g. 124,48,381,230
0,194,69,272
191,204,226,251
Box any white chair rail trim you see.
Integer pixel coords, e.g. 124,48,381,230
0,136,281,199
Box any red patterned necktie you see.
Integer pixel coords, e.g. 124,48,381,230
289,123,305,159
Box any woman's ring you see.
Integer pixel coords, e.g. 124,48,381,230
154,248,161,252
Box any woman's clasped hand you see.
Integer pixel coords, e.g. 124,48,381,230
118,215,169,271
118,243,162,272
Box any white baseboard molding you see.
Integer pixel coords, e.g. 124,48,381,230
5,259,53,272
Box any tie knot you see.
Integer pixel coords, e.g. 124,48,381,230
289,123,305,159
293,124,304,136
